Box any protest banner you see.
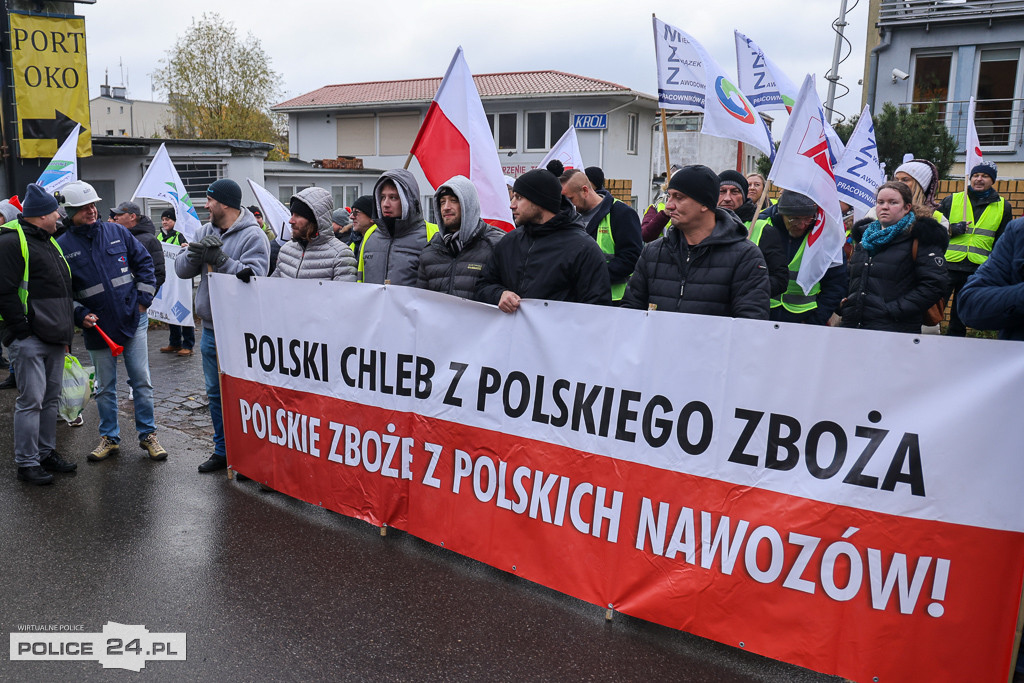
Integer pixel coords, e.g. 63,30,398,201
209,276,1024,683
147,242,193,327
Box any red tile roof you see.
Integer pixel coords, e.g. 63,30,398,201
275,71,650,110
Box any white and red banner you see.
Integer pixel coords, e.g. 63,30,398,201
410,47,514,232
210,275,1024,683
539,125,584,172
769,74,846,293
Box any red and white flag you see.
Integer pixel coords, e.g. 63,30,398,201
768,74,845,294
410,47,514,231
539,125,584,172
965,96,983,180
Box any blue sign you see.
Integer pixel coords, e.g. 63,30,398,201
573,114,607,130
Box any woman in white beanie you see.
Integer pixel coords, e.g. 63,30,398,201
893,158,948,228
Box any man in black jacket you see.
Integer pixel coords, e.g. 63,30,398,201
476,168,610,312
0,184,78,485
621,165,770,319
560,169,642,303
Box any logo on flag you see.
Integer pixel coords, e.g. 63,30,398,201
715,78,757,124
797,119,835,180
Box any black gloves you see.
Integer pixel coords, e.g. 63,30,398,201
235,267,255,283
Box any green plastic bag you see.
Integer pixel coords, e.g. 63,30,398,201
58,354,92,422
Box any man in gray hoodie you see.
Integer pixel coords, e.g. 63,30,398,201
175,179,269,473
272,187,356,281
417,176,505,299
358,169,437,286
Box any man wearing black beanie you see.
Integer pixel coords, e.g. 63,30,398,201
476,167,610,311
621,165,770,319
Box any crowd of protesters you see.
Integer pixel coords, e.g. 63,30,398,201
1,154,1021,485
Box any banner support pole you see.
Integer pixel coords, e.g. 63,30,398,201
660,108,671,178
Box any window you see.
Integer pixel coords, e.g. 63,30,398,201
154,161,223,222
486,112,517,150
379,113,420,156
525,111,571,152
331,184,360,210
105,129,113,136
337,115,375,156
119,106,124,114
423,195,436,223
106,106,110,114
975,48,1020,147
911,52,953,120
626,113,639,154
118,129,126,136
278,185,293,205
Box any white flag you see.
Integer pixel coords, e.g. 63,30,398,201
768,75,845,294
36,124,80,194
834,105,884,222
147,242,194,327
965,96,983,180
653,18,775,159
247,178,290,246
132,143,202,241
734,31,800,114
539,125,584,171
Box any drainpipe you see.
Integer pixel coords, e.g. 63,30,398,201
866,29,892,114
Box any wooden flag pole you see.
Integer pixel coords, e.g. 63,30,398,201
403,152,414,171
660,109,671,178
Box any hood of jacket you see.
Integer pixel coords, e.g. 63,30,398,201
292,186,334,238
130,215,158,237
433,175,487,244
373,169,424,239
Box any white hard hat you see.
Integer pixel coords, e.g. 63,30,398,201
58,180,102,208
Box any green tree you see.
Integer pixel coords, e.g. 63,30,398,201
872,101,957,180
153,13,286,157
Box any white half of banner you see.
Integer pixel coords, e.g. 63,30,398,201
834,105,884,222
539,125,584,171
209,276,1024,534
36,123,80,194
148,242,194,327
247,178,289,246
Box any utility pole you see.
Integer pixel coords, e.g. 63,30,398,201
824,0,850,125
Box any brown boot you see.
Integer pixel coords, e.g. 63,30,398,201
160,345,181,354
177,348,193,357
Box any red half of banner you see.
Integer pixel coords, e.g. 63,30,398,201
221,376,1024,683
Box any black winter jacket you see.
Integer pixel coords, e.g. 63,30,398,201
418,225,504,299
475,198,611,307
769,224,848,326
621,208,770,319
754,217,790,298
129,215,166,291
582,190,643,286
0,219,74,346
840,215,949,333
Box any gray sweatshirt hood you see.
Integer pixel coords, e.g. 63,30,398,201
373,169,424,238
292,186,334,237
433,175,486,244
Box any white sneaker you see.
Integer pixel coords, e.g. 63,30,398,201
67,414,85,427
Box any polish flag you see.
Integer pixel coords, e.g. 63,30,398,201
410,48,514,231
965,96,983,180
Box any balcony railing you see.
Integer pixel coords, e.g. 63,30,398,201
900,98,1024,152
879,0,1024,27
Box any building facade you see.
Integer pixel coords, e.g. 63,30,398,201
89,84,175,138
273,71,659,211
863,0,1024,178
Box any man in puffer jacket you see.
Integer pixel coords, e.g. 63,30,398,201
359,169,436,286
417,176,504,299
271,188,356,281
621,165,770,319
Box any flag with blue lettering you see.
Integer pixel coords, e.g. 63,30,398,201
834,105,884,222
36,123,80,194
734,31,799,114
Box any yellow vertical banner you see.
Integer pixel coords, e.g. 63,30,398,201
9,13,91,158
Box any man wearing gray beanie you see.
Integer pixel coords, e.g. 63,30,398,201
621,165,770,319
475,167,610,311
938,159,1014,336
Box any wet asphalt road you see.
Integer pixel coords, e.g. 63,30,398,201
0,328,839,682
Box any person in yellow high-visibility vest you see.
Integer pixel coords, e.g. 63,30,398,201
560,168,641,303
758,191,848,326
357,170,438,286
719,170,788,298
938,160,1014,336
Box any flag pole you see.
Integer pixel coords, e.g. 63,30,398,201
403,152,414,170
660,109,671,178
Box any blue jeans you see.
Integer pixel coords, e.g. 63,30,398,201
9,336,64,466
88,314,155,443
200,326,225,457
168,324,195,349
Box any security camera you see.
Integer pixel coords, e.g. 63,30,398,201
891,68,909,83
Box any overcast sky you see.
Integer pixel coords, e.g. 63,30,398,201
80,0,870,125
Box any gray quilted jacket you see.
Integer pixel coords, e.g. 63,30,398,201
417,175,505,299
272,187,356,281
360,169,430,286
